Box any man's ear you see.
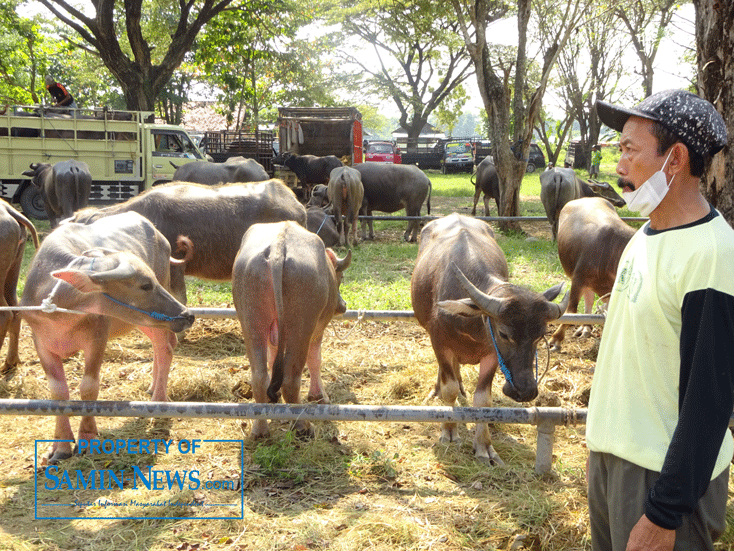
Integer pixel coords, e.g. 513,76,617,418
669,142,689,177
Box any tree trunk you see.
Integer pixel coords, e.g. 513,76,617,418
694,0,734,226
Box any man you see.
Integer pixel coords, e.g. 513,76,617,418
587,89,734,551
44,75,76,109
589,144,602,178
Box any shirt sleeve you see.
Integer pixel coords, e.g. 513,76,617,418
644,288,734,530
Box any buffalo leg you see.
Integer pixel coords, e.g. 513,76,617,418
35,342,74,464
433,347,463,444
549,278,584,352
404,207,420,242
138,326,176,401
280,335,313,437
483,195,491,217
305,335,329,404
572,288,596,339
471,187,482,216
76,339,108,452
473,352,504,465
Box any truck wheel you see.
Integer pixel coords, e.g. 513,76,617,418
526,163,537,173
19,185,48,221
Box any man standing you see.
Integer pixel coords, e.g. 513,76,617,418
587,89,734,551
45,75,77,109
589,144,602,179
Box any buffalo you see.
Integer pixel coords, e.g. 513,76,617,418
22,160,92,227
0,203,39,372
355,163,432,242
549,197,635,351
21,212,194,464
307,206,340,248
411,213,568,464
68,180,307,304
471,157,500,217
282,153,343,188
539,167,625,240
172,156,269,185
327,166,364,248
232,221,351,438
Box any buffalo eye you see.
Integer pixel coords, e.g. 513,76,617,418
140,281,154,292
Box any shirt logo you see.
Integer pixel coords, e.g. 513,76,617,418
616,259,643,303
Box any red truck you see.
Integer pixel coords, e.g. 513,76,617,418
364,140,401,164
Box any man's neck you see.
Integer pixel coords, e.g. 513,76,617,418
648,176,709,231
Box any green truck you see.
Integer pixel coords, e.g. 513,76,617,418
0,105,206,220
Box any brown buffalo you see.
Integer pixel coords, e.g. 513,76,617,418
69,179,307,303
549,197,635,351
21,212,194,464
411,213,568,464
22,160,92,227
307,206,339,248
0,203,39,371
232,221,351,438
327,166,364,248
539,167,625,240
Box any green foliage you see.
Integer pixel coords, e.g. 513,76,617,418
349,449,399,480
251,431,307,482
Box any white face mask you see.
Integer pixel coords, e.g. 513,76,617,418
622,149,675,216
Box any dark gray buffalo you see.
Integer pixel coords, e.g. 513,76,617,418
327,166,364,247
539,167,625,240
283,153,344,187
21,212,194,464
232,221,351,438
411,213,568,464
471,157,500,216
69,180,307,303
307,206,339,248
0,203,39,371
355,163,432,242
22,160,92,226
172,156,269,185
549,197,635,351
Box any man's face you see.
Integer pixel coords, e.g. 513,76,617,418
616,116,667,193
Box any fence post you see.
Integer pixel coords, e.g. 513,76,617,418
535,418,556,474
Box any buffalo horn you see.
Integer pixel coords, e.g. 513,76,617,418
89,259,136,282
547,291,571,320
449,261,505,317
335,249,352,272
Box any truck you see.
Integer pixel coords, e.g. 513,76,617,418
364,140,401,164
200,129,276,174
441,140,474,173
0,105,207,220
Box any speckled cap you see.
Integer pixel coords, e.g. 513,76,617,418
596,90,728,158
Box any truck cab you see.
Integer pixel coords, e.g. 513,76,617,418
441,140,474,174
364,141,401,164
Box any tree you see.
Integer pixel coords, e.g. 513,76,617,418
0,3,48,104
694,0,734,226
614,0,679,98
335,0,474,151
196,2,343,130
551,3,627,167
452,0,590,231
35,0,244,112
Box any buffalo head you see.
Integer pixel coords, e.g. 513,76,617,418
438,262,569,402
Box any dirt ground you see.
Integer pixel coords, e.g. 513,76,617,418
0,199,731,551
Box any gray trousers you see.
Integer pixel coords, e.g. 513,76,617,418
588,451,729,551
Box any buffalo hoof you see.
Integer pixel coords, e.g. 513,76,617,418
45,449,73,466
294,421,315,440
1,360,18,376
474,444,506,467
549,343,562,353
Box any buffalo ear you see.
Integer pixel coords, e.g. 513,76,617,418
437,298,482,318
51,269,101,293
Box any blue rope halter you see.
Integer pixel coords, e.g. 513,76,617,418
486,318,538,390
102,293,188,323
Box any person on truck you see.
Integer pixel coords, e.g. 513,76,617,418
45,75,77,109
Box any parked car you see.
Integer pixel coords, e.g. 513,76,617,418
441,140,474,174
364,141,401,164
473,141,546,173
